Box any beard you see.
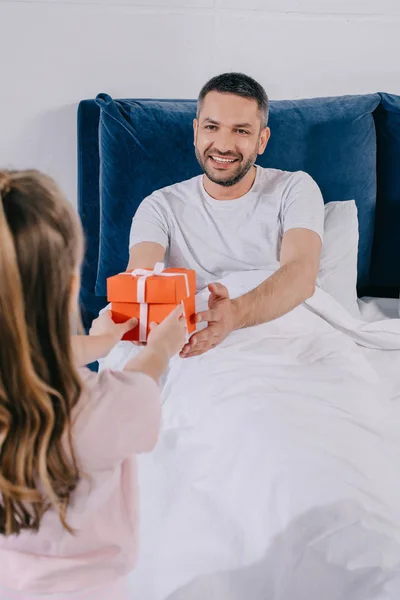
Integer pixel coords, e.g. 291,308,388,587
195,145,259,187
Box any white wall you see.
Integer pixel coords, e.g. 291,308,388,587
1,0,399,207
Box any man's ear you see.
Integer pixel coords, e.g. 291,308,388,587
193,118,198,146
258,127,271,155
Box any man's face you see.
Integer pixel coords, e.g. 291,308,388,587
193,91,270,187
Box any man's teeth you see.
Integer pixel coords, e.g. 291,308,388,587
211,156,236,163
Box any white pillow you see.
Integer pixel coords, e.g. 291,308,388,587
318,200,360,318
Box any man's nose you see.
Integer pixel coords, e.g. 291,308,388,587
213,130,235,154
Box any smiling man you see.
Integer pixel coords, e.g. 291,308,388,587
128,73,324,358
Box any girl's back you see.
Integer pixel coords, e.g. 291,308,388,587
0,368,160,598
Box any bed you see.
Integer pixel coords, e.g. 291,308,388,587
77,92,400,599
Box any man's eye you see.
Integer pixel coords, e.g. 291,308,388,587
205,125,217,130
236,129,249,135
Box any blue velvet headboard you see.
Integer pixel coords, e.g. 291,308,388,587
77,93,400,331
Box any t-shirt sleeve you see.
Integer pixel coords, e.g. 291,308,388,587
74,369,161,469
281,171,325,242
129,194,170,250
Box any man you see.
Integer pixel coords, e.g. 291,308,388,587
128,72,324,358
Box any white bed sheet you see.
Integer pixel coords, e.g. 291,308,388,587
100,277,400,600
359,296,399,322
358,296,400,405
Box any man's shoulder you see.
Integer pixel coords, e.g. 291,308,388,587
258,166,314,186
148,175,202,204
257,167,320,199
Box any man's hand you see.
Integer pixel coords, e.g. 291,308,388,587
180,283,236,358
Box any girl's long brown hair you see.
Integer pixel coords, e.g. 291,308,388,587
0,170,83,537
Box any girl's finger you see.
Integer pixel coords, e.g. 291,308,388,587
172,304,184,318
127,317,138,329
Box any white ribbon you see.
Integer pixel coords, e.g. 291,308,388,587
123,263,190,342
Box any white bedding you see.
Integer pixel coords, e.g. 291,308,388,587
100,273,400,599
359,296,399,322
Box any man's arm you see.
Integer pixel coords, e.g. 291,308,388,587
232,228,321,327
127,190,169,270
126,242,166,270
180,228,321,358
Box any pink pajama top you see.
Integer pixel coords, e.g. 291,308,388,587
0,368,161,599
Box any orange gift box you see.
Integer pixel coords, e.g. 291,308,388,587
107,263,196,342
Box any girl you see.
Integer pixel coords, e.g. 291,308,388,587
0,170,187,599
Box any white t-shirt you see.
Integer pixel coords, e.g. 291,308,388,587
129,167,324,291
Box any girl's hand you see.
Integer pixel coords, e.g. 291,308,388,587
89,310,138,344
146,304,187,359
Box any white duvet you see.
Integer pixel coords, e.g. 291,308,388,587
100,271,400,600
